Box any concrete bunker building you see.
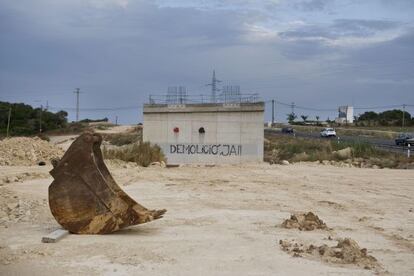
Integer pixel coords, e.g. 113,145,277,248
143,93,264,165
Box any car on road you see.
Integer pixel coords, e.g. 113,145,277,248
281,127,294,134
395,133,414,146
320,128,336,138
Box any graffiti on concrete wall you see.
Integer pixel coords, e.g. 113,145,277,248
170,144,242,156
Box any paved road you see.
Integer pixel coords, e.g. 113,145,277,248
265,128,410,155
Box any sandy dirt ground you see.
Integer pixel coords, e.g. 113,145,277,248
0,161,413,276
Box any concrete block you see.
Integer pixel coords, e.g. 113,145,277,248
41,229,69,243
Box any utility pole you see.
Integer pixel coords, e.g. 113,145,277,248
6,106,11,137
39,105,43,133
115,116,118,126
74,88,80,122
402,104,406,130
291,102,295,115
271,99,275,126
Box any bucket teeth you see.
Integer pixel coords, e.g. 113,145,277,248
48,132,166,234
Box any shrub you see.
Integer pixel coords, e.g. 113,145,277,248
264,133,414,168
95,125,110,130
45,122,91,135
331,141,386,159
266,135,332,162
80,117,109,123
37,133,50,142
102,132,142,146
103,142,165,167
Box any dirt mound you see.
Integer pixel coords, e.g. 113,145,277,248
0,172,50,186
279,238,380,270
0,137,64,166
281,212,328,230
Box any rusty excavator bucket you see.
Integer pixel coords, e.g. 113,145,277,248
48,132,166,234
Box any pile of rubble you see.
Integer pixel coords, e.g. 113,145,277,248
0,137,63,166
279,238,380,270
281,212,328,231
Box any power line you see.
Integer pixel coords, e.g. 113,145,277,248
265,99,414,112
24,97,414,118
42,101,414,113
353,105,404,110
48,105,143,112
294,104,337,112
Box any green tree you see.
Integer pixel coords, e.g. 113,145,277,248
358,111,378,121
301,115,308,122
0,101,68,136
287,113,297,123
356,109,412,127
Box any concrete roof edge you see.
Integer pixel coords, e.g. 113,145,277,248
143,102,265,114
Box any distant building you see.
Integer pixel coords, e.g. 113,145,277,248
335,106,354,124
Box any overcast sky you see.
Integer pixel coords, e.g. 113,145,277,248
1,0,413,123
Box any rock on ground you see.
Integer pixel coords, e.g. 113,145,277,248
333,147,352,159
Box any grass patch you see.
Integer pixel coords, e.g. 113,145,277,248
103,142,165,167
335,128,396,140
95,125,110,130
45,122,92,135
102,132,142,146
265,134,414,169
273,139,331,162
330,141,386,159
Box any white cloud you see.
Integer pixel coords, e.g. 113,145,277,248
242,24,278,42
88,0,129,9
325,30,405,48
